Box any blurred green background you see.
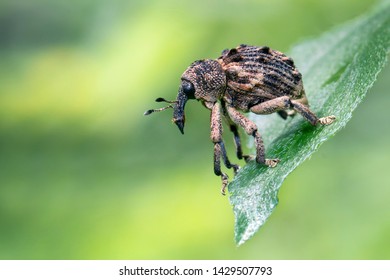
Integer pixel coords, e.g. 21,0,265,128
0,0,389,259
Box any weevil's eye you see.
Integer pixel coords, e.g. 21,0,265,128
181,80,195,99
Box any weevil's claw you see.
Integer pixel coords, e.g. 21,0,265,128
221,185,227,196
318,115,336,125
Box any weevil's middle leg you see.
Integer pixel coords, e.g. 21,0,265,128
219,140,240,174
225,105,279,167
228,119,271,164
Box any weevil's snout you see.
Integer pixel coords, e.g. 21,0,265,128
173,117,185,134
172,93,187,134
172,80,195,134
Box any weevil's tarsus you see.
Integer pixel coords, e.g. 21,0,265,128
220,174,229,196
318,115,336,125
265,158,280,167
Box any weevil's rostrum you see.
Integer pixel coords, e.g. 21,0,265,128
145,44,336,194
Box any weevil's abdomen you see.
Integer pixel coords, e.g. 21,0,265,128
217,44,304,111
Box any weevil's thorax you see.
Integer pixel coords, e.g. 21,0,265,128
217,44,305,111
181,59,226,104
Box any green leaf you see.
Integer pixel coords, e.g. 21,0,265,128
228,0,390,246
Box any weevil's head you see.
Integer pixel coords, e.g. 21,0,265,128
173,59,226,134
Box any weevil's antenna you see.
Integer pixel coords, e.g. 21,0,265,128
155,97,176,104
144,105,173,115
144,97,177,115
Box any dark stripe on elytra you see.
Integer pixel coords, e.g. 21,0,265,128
251,59,299,83
238,60,299,87
249,54,296,73
238,49,295,70
261,64,300,86
236,76,251,85
238,46,270,55
263,70,297,94
224,62,298,94
223,54,243,64
236,53,293,72
262,74,292,96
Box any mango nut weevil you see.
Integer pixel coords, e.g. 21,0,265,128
145,44,335,195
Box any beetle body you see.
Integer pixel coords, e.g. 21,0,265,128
145,44,335,194
219,45,304,111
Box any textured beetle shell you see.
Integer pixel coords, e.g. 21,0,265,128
217,44,305,111
145,43,336,194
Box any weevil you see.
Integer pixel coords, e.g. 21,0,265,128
145,44,335,195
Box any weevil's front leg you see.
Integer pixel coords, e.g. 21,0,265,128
211,103,239,195
225,105,279,167
213,142,229,195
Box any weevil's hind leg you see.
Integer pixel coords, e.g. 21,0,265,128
289,100,336,125
225,105,279,167
249,96,336,126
